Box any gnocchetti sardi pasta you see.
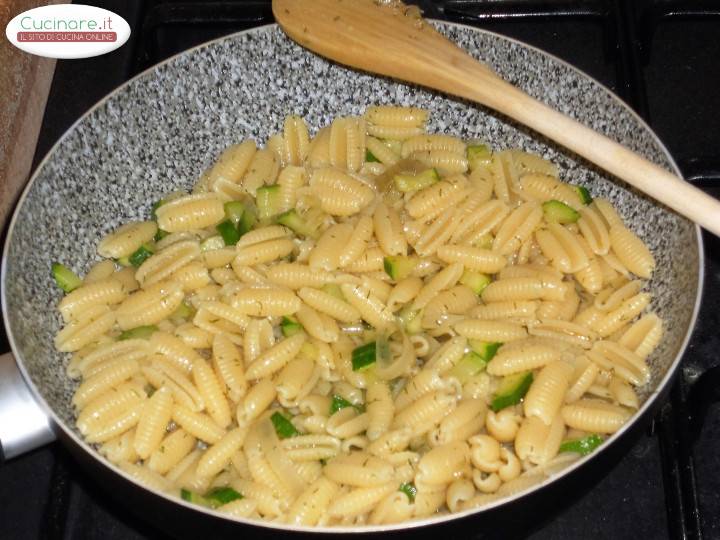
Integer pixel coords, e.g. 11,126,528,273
52,105,662,526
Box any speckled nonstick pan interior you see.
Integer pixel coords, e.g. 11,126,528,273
1,22,702,534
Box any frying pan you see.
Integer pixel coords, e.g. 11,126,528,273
0,22,703,537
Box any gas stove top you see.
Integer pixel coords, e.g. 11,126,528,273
1,1,718,538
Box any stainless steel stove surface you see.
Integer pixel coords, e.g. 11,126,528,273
1,1,718,538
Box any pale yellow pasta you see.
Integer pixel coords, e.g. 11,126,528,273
561,399,631,433
155,193,224,233
133,386,173,459
493,201,543,255
310,168,374,216
245,333,306,380
56,108,664,527
266,263,334,289
171,404,226,444
147,429,196,474
455,320,528,343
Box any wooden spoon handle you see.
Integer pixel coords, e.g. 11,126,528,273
451,71,720,236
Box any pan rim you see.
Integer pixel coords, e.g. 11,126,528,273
1,20,705,534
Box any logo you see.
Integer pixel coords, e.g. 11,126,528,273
5,4,130,59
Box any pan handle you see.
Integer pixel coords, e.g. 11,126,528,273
0,352,56,460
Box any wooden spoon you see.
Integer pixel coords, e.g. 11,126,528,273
273,0,720,236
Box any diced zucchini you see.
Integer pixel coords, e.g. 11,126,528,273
460,270,492,295
383,256,418,280
256,185,283,219
559,434,604,456
118,325,158,341
397,306,422,335
542,200,580,224
200,235,225,252
270,411,299,439
180,487,242,509
467,144,492,169
216,220,241,246
491,371,533,412
170,301,195,321
468,340,502,362
398,482,417,503
574,185,593,205
116,256,131,267
224,201,246,227
238,204,257,236
322,283,345,300
205,487,243,506
51,263,82,293
154,229,169,242
129,244,155,268
393,168,440,192
281,315,303,337
366,149,380,163
448,351,488,384
352,342,376,371
329,394,354,415
151,199,165,221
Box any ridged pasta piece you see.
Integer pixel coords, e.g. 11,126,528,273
366,381,394,441
481,276,565,303
416,441,469,485
514,414,565,465
535,223,589,273
401,134,465,159
115,281,184,331
561,399,631,433
76,382,145,436
587,340,650,386
242,148,280,195
527,319,598,349
436,245,506,273
411,262,464,311
373,202,407,256
523,361,574,424
470,301,538,322
518,174,583,209
310,223,354,271
171,404,226,444
386,277,423,312
594,292,651,337
369,491,414,525
286,477,340,526
147,429,196,474
150,331,202,373
366,105,427,129
493,201,543,255
266,263,335,289
339,216,374,267
578,205,610,255
84,260,117,284
118,462,171,493
237,378,277,426
429,399,486,446
99,430,138,464
97,221,158,259
618,313,663,359
609,225,655,278
329,116,366,173
283,115,311,165
55,305,116,352
211,334,246,402
295,304,339,343
592,198,624,228
365,136,400,166
422,285,477,328
197,427,247,478
204,140,256,190
229,286,301,317
423,337,466,375
171,261,211,292
193,357,232,428
135,240,200,286
409,149,468,175
58,278,126,322
134,386,174,459
325,453,395,487
343,247,385,273
340,282,395,329
233,238,295,267
309,168,375,216
245,333,306,380
454,320,528,342
406,177,469,219
486,342,559,376
297,287,360,323
328,482,397,518
72,356,140,408
84,402,144,444
391,390,456,436
452,199,509,244
276,356,318,406
155,193,225,233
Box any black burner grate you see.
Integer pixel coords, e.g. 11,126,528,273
1,1,718,539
